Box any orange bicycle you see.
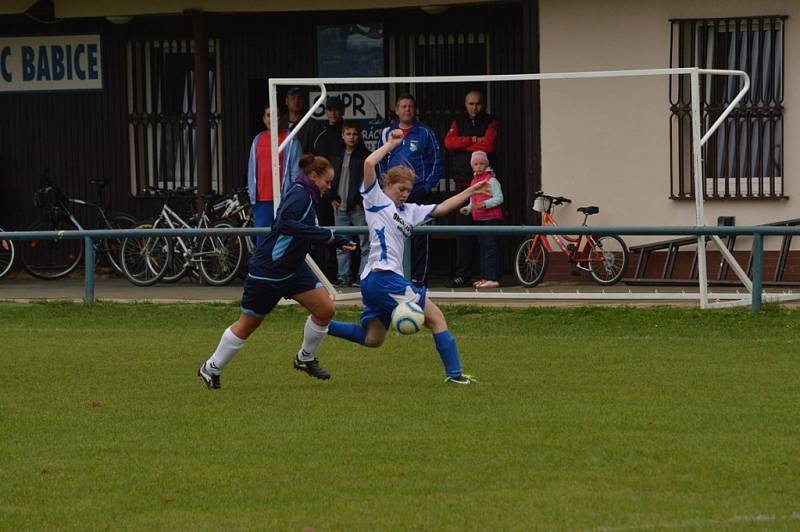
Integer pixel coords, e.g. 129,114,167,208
514,192,629,287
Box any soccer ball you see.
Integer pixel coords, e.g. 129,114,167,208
391,301,425,335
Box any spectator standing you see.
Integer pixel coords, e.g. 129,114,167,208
459,151,504,288
444,90,498,287
376,94,442,287
313,96,346,160
326,121,371,286
279,87,324,154
248,104,302,247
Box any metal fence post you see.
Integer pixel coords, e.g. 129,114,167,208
84,237,95,304
751,233,763,315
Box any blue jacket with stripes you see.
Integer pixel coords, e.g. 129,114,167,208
377,120,442,196
247,176,347,282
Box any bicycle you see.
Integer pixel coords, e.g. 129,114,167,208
208,186,256,276
514,192,629,287
19,177,138,280
120,187,245,287
0,228,14,279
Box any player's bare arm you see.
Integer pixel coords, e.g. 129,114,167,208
431,180,491,218
363,129,404,189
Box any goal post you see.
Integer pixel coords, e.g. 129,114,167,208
267,68,750,307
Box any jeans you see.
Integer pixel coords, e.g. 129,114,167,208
335,208,369,283
252,201,274,248
476,219,500,281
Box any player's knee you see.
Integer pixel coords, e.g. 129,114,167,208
424,305,446,330
364,335,384,348
312,304,336,324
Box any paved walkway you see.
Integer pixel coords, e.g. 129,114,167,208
2,272,795,308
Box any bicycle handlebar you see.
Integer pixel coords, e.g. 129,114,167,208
533,191,571,205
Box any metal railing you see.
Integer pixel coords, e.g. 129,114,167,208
3,224,800,314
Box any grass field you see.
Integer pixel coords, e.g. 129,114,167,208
2,301,800,531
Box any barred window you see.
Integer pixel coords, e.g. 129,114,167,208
669,16,785,199
126,39,223,195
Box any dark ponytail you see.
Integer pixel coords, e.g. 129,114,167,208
299,153,333,178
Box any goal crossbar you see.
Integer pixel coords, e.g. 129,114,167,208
266,68,751,306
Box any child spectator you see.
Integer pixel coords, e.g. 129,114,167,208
459,150,504,288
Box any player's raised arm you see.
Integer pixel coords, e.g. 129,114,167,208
431,179,491,218
363,129,404,190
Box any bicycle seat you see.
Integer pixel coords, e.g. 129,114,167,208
90,178,111,187
577,206,599,215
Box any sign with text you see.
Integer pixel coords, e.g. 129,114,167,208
1,35,103,93
310,90,386,150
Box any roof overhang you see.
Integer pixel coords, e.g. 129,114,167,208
1,0,500,18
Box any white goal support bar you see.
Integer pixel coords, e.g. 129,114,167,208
267,68,751,306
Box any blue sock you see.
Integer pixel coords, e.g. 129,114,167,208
433,330,462,377
328,320,367,345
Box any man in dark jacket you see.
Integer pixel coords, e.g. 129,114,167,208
313,95,345,161
327,121,371,286
444,89,499,287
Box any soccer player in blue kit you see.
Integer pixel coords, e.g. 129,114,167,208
326,129,490,384
198,154,356,389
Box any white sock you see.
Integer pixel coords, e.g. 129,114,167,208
297,316,329,361
206,327,246,374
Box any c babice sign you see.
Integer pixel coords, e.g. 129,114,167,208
1,34,103,93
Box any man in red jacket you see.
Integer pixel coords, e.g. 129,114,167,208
443,90,499,288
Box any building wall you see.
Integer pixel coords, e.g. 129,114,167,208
0,3,533,277
539,0,798,249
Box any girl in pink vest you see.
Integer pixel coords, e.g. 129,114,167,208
459,151,504,288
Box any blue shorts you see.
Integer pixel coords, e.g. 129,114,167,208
241,264,322,318
359,270,427,329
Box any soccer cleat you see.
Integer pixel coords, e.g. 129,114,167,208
445,373,478,385
446,276,468,288
293,355,331,380
197,363,221,390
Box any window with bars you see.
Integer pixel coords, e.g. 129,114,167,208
399,32,489,192
669,16,785,199
126,39,223,195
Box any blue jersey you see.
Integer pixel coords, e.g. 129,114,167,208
247,179,334,282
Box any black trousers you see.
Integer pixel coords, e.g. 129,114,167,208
408,188,432,284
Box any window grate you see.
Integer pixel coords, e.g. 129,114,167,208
127,39,223,196
669,16,785,199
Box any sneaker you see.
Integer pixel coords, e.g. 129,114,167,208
446,276,469,288
293,355,331,380
445,373,478,385
334,278,350,288
478,280,499,289
197,363,221,390
473,278,487,287
411,279,426,289
351,280,360,287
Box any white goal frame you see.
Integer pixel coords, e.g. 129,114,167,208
267,68,750,307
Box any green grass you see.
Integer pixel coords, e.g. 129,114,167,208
2,302,800,531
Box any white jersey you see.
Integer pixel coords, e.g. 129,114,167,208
360,180,437,279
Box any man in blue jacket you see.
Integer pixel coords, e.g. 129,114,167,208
376,94,442,286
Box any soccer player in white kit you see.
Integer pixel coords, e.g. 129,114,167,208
327,129,490,384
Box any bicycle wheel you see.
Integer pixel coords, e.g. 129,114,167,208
103,213,139,274
0,228,14,279
152,218,190,283
514,237,548,287
587,235,629,285
20,219,83,280
120,222,172,287
198,220,245,286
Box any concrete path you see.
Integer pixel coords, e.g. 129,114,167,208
2,272,793,308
